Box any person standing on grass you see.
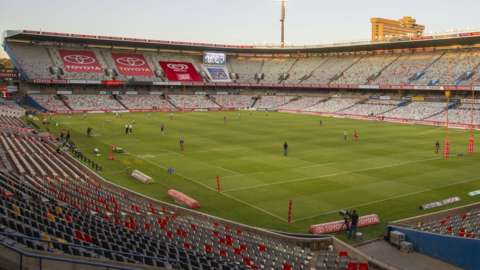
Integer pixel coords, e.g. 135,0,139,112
283,142,288,156
224,116,227,124
435,140,440,154
319,119,323,126
125,124,129,135
160,123,165,135
343,130,348,142
353,130,359,142
179,137,185,152
348,210,359,240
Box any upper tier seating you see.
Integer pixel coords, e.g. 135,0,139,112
334,55,398,85
373,52,442,85
413,50,480,86
7,44,54,79
302,56,361,84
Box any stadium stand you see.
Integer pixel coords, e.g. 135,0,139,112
302,56,362,84
339,99,401,116
228,58,264,83
7,43,54,80
211,95,254,109
382,101,447,120
306,98,361,113
65,95,125,111
118,95,174,110
253,95,295,110
169,94,220,109
277,96,328,111
413,50,480,86
333,54,399,85
30,94,71,112
372,52,443,85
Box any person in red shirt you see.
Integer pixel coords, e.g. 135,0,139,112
353,130,359,141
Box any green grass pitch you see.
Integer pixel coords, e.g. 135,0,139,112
33,111,480,241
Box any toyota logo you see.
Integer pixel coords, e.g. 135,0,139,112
167,63,189,72
63,55,96,65
116,57,145,67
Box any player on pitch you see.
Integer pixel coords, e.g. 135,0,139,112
353,130,359,141
179,137,185,152
435,140,440,154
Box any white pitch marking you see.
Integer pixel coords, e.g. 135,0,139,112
125,152,288,223
222,157,441,193
292,175,480,223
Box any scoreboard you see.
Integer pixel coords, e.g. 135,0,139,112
203,52,226,65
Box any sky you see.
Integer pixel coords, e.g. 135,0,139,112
1,0,480,58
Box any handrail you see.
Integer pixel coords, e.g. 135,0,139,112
0,234,144,270
0,231,167,263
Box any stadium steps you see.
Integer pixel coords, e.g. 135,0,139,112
368,55,403,84
422,102,458,120
380,102,406,116
336,98,368,113
58,95,73,111
298,57,330,83
250,97,259,108
329,56,365,84
45,47,59,67
112,95,129,110
207,95,223,108
165,96,179,110
303,97,330,110
273,96,296,109
409,52,447,84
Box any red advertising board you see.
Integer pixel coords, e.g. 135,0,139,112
167,189,200,209
59,50,102,73
111,53,153,77
0,71,18,79
309,214,380,234
159,61,202,82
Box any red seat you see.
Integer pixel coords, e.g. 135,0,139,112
347,262,358,270
358,262,369,270
339,251,349,257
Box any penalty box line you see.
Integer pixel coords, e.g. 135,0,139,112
125,152,289,223
291,174,480,223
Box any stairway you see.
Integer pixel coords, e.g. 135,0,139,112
112,95,129,110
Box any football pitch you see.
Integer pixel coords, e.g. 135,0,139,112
33,111,480,240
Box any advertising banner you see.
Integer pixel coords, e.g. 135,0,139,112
59,50,102,73
111,53,154,77
159,61,202,82
309,214,380,234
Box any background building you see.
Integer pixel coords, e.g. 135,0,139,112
370,16,425,41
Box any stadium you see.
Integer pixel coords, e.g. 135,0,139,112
1,3,480,270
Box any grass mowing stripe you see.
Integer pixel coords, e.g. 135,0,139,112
222,156,441,193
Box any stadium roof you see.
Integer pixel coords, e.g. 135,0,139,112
4,29,480,54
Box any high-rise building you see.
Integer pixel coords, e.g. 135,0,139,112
370,16,425,41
